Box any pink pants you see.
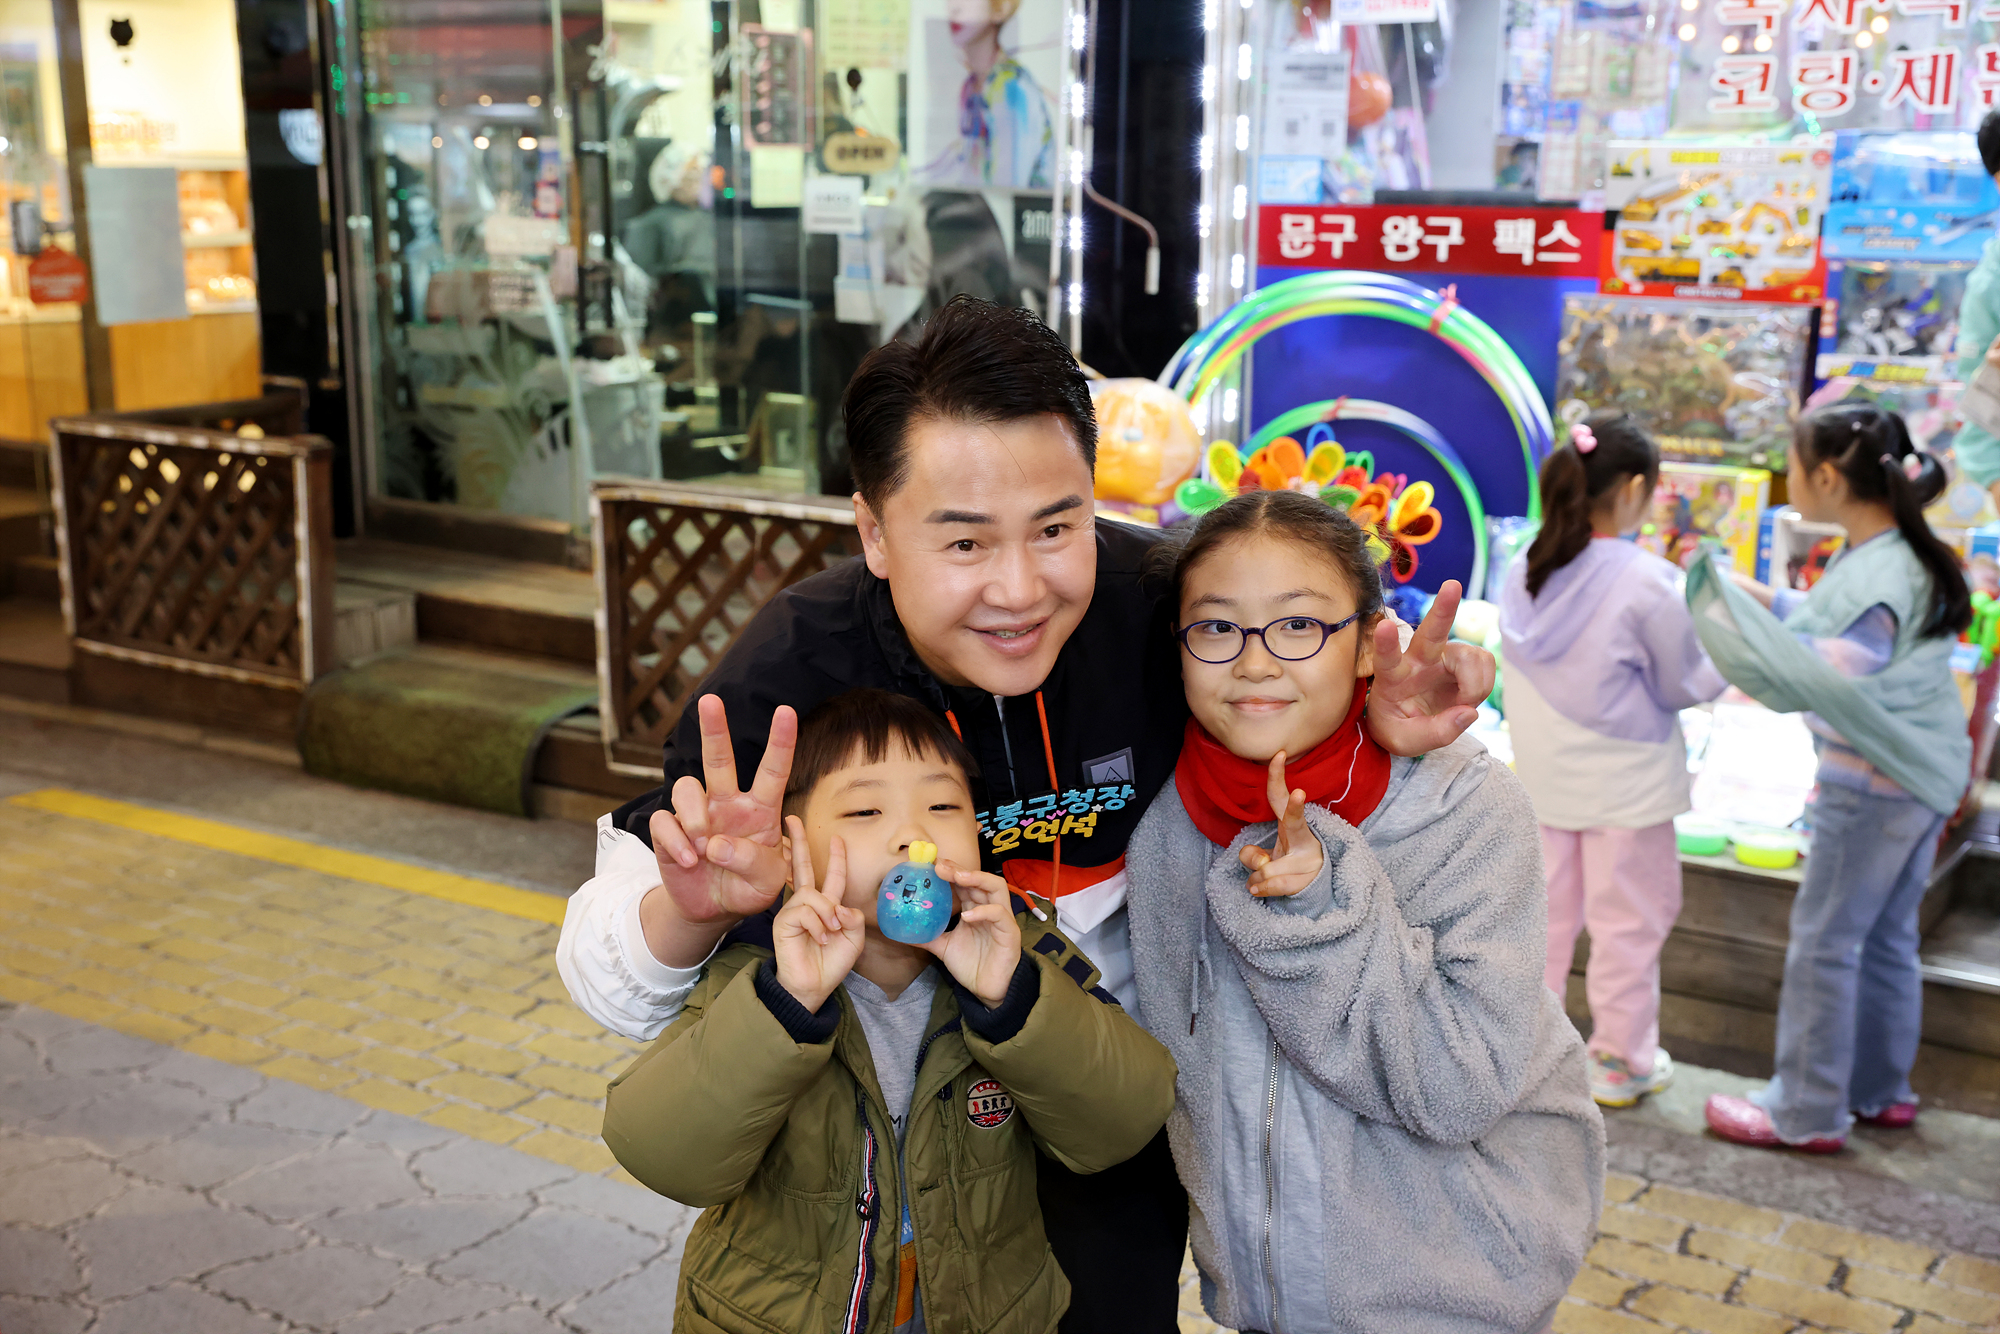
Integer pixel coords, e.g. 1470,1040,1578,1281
1541,821,1683,1077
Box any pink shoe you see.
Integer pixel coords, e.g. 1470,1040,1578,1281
1855,1102,1918,1128
1704,1094,1846,1154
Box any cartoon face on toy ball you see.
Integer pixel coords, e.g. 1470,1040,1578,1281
1089,378,1203,505
877,840,953,944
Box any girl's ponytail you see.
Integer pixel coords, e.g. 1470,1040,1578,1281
1795,404,1971,639
1524,412,1661,597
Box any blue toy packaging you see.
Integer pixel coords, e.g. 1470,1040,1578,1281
1815,260,1972,384
1823,132,2000,265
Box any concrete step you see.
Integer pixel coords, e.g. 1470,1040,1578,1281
0,486,51,569
531,710,660,821
336,537,594,665
0,438,47,491
6,554,60,602
333,580,417,667
0,595,72,705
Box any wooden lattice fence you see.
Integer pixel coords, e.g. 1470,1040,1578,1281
593,482,858,776
49,382,336,693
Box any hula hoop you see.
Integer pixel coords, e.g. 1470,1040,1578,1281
1161,272,1552,519
1247,398,1490,596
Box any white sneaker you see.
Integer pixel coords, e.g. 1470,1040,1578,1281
1589,1048,1674,1108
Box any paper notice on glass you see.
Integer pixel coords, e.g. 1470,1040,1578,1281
750,147,806,208
834,277,877,323
82,165,187,326
1962,364,2000,438
485,215,564,259
804,174,866,235
824,0,909,70
1262,52,1350,160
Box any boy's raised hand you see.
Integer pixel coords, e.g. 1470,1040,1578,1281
649,695,796,925
1366,579,1496,757
927,861,1023,1009
1239,752,1324,898
771,817,865,1013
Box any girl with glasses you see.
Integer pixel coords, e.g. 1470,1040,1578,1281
1498,413,1726,1110
1123,489,1602,1334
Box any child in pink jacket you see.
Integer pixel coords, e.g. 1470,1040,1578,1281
1500,414,1726,1107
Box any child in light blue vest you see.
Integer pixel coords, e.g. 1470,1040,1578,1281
1686,403,1972,1151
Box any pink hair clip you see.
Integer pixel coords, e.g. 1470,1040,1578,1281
1571,423,1597,454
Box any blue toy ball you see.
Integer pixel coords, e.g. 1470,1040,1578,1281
877,841,952,944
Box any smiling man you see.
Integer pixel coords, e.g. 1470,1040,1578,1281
558,296,1495,1333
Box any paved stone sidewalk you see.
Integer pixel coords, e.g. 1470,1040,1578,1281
0,794,643,1180
0,1000,697,1334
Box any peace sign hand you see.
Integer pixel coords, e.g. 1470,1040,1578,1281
1365,580,1495,758
1238,752,1324,899
771,818,865,1013
649,694,796,925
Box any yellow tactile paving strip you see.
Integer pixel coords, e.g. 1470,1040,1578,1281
0,790,639,1177
4,787,1999,1334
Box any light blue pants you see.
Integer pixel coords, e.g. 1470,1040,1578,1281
1755,782,1944,1142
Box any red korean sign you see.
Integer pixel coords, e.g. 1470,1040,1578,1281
1257,204,1604,278
27,248,88,305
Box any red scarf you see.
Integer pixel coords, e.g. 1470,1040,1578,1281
1173,689,1391,846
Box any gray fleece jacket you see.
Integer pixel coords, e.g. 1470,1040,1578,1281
1127,735,1603,1334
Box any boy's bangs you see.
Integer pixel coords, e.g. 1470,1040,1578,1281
786,688,980,805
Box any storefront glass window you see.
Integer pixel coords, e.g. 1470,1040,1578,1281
0,0,83,444
338,0,1073,521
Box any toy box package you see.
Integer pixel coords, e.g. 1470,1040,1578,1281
1823,132,2000,265
1600,139,1830,303
1637,462,1771,573
1755,505,1846,592
1815,261,1971,384
1558,295,1811,470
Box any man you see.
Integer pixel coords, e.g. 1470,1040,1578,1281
1952,108,2000,509
559,296,1495,1332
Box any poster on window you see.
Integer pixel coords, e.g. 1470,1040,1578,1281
1600,139,1832,303
907,0,1061,190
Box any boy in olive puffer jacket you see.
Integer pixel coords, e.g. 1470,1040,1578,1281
602,689,1176,1334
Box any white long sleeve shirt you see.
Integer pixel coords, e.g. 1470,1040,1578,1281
555,814,1138,1042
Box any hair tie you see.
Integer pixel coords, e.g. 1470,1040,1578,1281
1571,423,1597,454
1883,451,1924,483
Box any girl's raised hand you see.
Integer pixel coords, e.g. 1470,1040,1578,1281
771,817,864,1012
924,860,1022,1009
1366,580,1496,756
1240,752,1325,898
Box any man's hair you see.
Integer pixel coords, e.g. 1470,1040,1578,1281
784,688,979,815
1982,108,2000,177
840,295,1097,514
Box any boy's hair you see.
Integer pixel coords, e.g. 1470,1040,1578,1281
1157,489,1386,625
1794,402,1970,639
784,688,980,815
840,295,1097,515
1981,108,2000,177
1524,411,1660,597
